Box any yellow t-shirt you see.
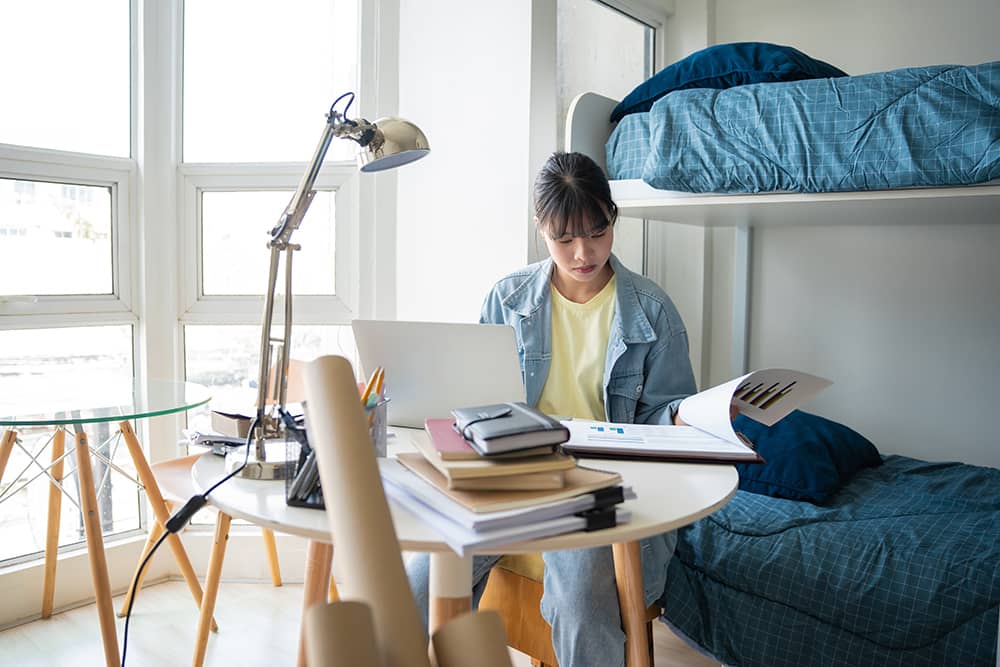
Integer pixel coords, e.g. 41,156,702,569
536,275,617,421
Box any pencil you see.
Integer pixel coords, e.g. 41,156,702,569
360,366,381,405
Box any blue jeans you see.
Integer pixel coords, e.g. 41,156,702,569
405,531,677,667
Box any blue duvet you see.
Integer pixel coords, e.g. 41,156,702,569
607,62,1000,192
660,455,1000,666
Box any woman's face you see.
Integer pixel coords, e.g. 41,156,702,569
540,218,615,300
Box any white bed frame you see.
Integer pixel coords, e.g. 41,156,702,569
566,91,1000,378
568,91,1000,665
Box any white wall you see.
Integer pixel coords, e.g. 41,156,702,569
656,0,1000,467
395,0,533,323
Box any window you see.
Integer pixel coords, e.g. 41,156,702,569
0,1,138,567
556,0,659,271
179,0,364,408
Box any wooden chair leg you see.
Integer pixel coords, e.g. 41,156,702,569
41,427,67,619
119,421,217,632
117,519,167,617
193,511,231,667
261,528,282,586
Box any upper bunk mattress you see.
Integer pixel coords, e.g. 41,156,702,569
606,62,1000,193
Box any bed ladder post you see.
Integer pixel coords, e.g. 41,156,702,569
731,225,751,377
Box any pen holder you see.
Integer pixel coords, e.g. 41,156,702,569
366,398,388,458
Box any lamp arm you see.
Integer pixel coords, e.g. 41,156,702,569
253,103,382,462
269,111,381,248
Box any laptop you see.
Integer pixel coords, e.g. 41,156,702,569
351,319,526,428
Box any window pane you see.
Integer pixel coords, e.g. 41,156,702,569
183,324,359,435
201,190,336,295
183,0,359,163
0,179,114,296
0,325,139,564
0,1,129,156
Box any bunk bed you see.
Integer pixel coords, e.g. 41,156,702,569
566,65,1000,667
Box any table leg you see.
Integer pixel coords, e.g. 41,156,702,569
612,540,651,667
297,540,334,667
193,511,231,667
0,429,16,481
41,427,67,619
428,552,473,634
74,429,120,667
261,528,282,586
118,420,218,632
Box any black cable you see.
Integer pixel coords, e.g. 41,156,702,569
329,91,355,119
120,416,260,665
120,529,168,667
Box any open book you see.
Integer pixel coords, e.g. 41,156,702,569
561,368,831,463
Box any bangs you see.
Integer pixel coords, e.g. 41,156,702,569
537,193,613,239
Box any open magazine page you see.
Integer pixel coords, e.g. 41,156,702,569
678,368,834,442
561,421,761,461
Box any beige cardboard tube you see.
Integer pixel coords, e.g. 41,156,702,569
304,600,381,667
303,355,430,667
431,610,513,667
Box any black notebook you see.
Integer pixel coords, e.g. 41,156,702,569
451,401,570,456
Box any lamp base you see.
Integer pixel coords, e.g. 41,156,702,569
225,440,296,480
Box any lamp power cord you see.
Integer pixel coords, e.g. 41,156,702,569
120,416,259,667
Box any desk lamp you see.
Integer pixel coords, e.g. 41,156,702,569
237,92,429,479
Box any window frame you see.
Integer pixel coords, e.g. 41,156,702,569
0,145,137,323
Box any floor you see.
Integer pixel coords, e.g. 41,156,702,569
0,579,721,666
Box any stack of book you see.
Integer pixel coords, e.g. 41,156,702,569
379,401,632,555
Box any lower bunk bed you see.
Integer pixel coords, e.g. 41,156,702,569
661,452,1000,667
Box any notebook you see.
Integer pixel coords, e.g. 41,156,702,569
351,319,526,428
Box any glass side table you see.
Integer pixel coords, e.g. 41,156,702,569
0,378,211,667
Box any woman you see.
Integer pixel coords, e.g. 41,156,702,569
408,151,696,666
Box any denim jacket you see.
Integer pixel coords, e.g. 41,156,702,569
479,254,696,425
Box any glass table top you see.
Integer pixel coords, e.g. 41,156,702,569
0,378,211,426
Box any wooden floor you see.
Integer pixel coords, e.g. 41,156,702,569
0,579,721,666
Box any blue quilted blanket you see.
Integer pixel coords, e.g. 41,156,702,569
661,455,1000,666
607,62,1000,192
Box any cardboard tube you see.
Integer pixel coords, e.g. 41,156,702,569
304,600,380,666
303,355,430,667
431,610,513,667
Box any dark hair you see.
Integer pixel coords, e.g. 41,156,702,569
533,151,618,238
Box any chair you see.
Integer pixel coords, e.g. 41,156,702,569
478,547,662,667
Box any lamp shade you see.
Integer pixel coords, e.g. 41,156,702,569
358,117,430,172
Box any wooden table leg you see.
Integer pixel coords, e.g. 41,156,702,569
261,528,282,586
428,552,473,634
613,540,651,667
41,427,67,619
193,511,231,667
118,420,217,632
297,540,334,667
0,430,16,481
74,429,120,667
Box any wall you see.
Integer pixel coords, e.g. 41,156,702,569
395,0,533,323
657,0,1000,467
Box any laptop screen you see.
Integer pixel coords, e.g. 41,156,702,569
351,320,526,428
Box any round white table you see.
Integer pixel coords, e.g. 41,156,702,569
186,427,738,666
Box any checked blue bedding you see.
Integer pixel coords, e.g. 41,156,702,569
607,62,1000,193
660,455,1000,667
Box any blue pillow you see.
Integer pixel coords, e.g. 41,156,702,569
610,42,848,122
734,410,881,504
